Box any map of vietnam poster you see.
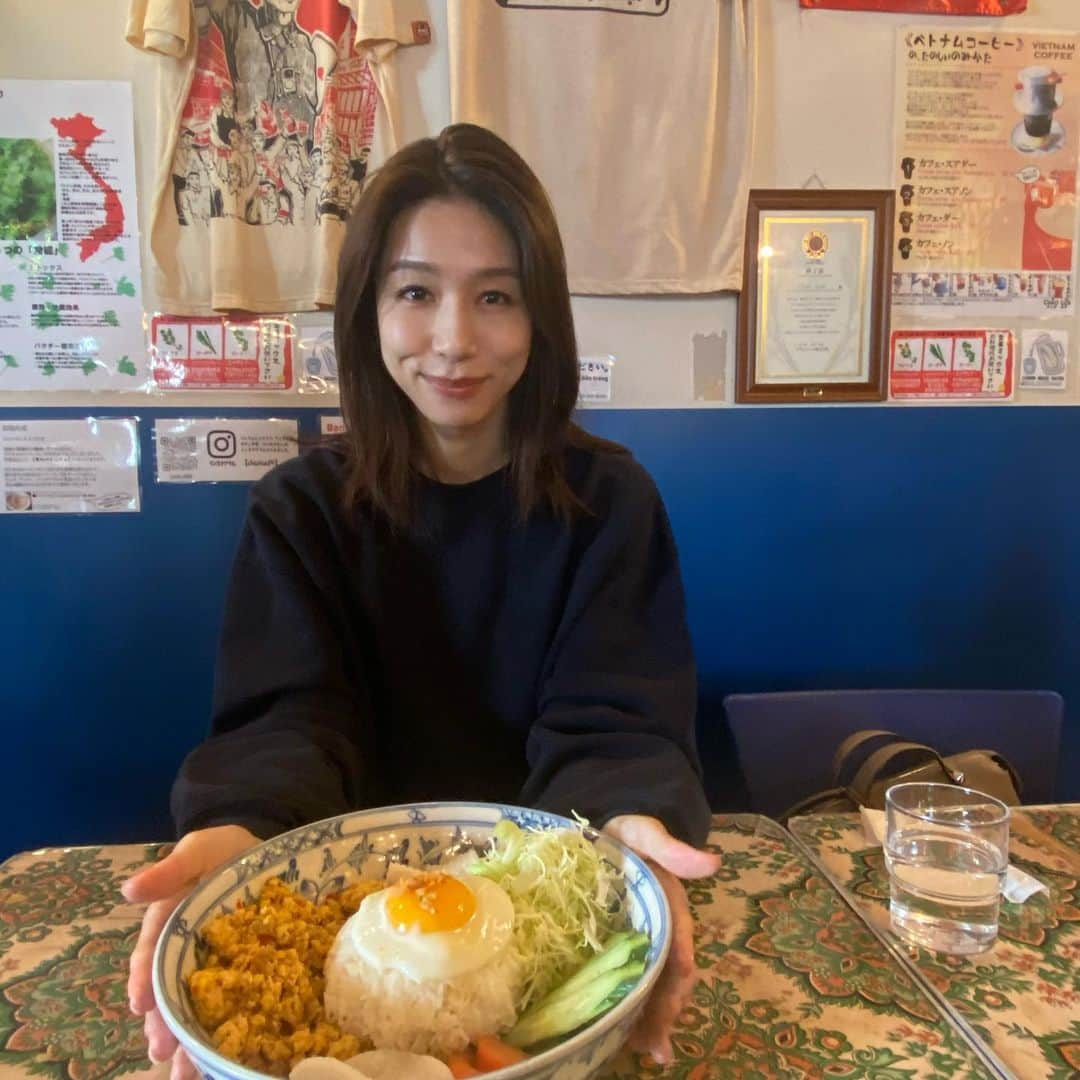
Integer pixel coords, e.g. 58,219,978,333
0,81,145,390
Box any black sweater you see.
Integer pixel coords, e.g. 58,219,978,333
172,442,711,846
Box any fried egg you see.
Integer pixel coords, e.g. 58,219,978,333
340,870,514,983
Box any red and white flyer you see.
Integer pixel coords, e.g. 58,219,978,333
801,1,1026,12
149,314,293,390
889,328,1014,399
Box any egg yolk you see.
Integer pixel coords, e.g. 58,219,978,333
386,873,477,933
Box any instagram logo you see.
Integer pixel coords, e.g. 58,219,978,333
207,430,237,459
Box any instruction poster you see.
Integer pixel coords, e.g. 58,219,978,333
892,28,1079,317
149,315,294,390
154,418,299,483
1,418,140,513
0,80,146,390
889,328,1013,399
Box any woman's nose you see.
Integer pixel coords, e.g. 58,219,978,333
432,297,476,360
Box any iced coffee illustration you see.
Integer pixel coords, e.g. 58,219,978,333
1023,171,1076,272
1030,332,1067,377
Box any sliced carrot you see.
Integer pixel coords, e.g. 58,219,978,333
474,1034,529,1072
447,1051,482,1078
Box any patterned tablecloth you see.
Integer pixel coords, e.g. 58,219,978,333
0,815,997,1079
789,805,1080,1080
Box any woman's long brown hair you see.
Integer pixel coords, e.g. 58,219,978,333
333,123,620,529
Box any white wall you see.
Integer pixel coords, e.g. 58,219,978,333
3,0,1078,408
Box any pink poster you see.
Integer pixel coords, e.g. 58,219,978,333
801,1,1026,13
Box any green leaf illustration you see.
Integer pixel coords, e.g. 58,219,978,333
116,275,136,297
929,343,946,365
41,362,56,376
0,139,54,238
57,242,69,257
161,327,178,348
231,327,250,351
0,284,14,302
196,328,216,352
82,358,98,376
103,310,120,327
32,303,61,329
112,246,126,261
41,273,55,290
2,354,17,369
117,356,138,377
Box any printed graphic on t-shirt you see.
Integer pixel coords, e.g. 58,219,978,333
495,0,669,13
170,0,378,231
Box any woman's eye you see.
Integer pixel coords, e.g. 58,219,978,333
397,285,430,302
480,290,513,305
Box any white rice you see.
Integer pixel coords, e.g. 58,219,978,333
324,934,522,1058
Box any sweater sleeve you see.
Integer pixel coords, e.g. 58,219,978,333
520,464,711,847
170,480,376,840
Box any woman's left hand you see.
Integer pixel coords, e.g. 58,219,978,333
603,814,721,1066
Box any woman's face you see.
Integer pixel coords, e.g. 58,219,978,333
376,197,531,450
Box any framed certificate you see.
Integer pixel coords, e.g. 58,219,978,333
736,189,894,403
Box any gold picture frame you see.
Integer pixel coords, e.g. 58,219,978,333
736,189,894,403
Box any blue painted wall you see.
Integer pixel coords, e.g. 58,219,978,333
3,405,1077,858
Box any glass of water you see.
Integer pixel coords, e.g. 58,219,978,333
884,782,1010,955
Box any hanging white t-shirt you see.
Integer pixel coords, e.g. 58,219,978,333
126,0,430,314
446,0,758,295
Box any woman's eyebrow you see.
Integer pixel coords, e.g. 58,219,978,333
385,258,520,279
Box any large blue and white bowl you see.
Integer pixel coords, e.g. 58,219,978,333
154,802,671,1080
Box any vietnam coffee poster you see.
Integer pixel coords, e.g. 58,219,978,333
892,28,1079,317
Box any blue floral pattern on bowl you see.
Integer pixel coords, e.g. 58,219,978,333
153,802,670,1080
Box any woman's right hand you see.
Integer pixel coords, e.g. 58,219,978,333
122,824,260,1079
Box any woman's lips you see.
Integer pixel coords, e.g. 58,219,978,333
423,374,488,398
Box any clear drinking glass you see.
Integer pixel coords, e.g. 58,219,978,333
884,782,1010,955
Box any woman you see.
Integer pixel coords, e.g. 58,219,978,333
124,124,719,1077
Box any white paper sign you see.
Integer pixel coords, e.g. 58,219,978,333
1019,329,1069,390
296,314,338,394
577,355,613,404
0,80,147,390
320,415,346,435
0,418,140,513
154,418,299,483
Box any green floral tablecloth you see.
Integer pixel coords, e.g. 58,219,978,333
0,816,995,1079
789,805,1080,1080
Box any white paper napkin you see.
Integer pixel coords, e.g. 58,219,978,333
860,807,1048,903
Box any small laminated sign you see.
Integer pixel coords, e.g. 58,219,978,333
577,355,613,404
154,418,299,483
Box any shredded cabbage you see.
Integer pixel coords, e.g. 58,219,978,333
468,817,630,1012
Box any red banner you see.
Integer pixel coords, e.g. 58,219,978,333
800,1,1026,13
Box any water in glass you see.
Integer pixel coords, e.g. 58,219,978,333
886,827,1007,954
885,782,1010,955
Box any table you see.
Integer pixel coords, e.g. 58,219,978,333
0,815,995,1078
789,805,1080,1080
